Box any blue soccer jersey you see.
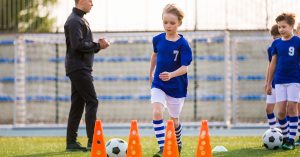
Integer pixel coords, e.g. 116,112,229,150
267,46,275,88
271,36,300,84
152,33,192,98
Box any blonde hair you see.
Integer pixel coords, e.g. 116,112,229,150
162,4,184,24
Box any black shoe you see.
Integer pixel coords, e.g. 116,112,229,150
282,137,289,146
153,148,163,157
87,142,92,151
178,145,182,154
282,139,295,150
66,141,87,152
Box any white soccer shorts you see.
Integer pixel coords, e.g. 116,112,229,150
275,83,300,103
150,88,185,118
266,88,276,104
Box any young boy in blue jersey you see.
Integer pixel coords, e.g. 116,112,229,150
265,24,281,130
149,4,192,157
267,13,300,150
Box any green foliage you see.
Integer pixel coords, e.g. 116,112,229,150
0,0,57,33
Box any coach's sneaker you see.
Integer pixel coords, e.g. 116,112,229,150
87,142,92,151
66,141,87,152
153,148,163,157
295,138,300,146
282,140,295,150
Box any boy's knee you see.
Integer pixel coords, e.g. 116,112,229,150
153,109,163,119
265,107,274,114
277,111,286,119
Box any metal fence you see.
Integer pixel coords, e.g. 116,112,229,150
0,31,271,128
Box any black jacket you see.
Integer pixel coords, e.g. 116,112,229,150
64,7,100,75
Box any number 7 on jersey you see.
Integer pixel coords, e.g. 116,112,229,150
173,50,179,61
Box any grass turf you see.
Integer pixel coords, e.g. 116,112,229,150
0,136,300,156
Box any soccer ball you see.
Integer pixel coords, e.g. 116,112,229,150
106,138,128,157
272,127,282,134
262,128,283,150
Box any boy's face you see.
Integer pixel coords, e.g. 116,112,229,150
162,13,181,34
277,20,293,38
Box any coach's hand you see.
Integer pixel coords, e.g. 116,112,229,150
99,38,110,49
159,72,173,81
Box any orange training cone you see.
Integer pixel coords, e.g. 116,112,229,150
126,120,143,157
196,120,212,157
162,120,179,157
90,120,106,157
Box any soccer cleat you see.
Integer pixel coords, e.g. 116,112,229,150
153,148,163,157
66,141,87,152
282,140,295,150
282,137,289,146
295,138,300,146
178,145,182,154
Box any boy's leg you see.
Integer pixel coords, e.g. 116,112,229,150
151,88,166,157
152,103,165,157
166,96,185,154
277,102,288,141
282,83,300,150
296,103,300,146
266,104,276,129
283,101,298,150
266,88,276,129
275,84,289,143
170,117,182,153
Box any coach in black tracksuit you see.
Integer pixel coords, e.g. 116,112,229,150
64,0,110,151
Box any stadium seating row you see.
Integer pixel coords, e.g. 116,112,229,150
0,94,265,102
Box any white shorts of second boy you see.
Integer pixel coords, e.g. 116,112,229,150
266,88,276,104
151,88,185,118
275,83,300,103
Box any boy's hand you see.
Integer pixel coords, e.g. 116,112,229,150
159,72,173,81
266,84,272,95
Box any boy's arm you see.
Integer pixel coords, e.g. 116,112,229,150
266,55,277,94
264,63,270,91
159,66,188,81
149,52,157,85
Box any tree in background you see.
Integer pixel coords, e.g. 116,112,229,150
0,0,57,33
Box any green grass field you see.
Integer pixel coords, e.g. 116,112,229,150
0,136,300,157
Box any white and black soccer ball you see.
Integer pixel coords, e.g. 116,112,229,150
272,127,282,134
262,128,283,150
106,138,128,157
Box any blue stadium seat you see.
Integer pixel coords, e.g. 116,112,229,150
239,94,265,101
0,74,266,83
0,96,14,102
0,94,266,102
0,58,14,64
46,55,248,63
0,40,14,45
